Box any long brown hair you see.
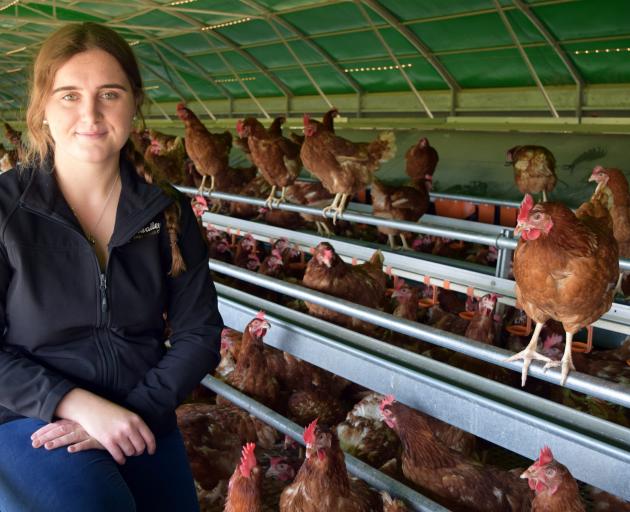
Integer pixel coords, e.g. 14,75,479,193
24,22,185,276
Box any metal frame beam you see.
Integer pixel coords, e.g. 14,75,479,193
361,0,460,115
150,41,216,120
214,287,630,500
204,374,448,512
493,0,559,118
139,61,186,100
241,0,364,105
266,17,333,109
512,0,585,119
149,2,278,118
354,0,433,118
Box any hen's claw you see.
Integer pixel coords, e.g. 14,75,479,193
542,355,575,386
505,349,551,387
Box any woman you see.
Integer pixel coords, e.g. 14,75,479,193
0,22,222,512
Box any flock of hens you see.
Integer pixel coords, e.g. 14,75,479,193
2,108,630,511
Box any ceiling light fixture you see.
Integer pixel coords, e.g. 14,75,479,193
215,76,256,83
201,17,251,31
0,0,19,13
574,46,630,55
6,46,26,55
344,63,412,73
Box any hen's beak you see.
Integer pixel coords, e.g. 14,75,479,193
514,223,524,237
520,467,534,479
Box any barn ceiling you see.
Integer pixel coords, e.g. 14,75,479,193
0,0,629,123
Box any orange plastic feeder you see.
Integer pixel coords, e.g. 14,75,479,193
500,206,518,227
478,203,495,224
418,275,438,308
571,326,593,354
458,287,476,320
435,199,476,220
506,307,532,336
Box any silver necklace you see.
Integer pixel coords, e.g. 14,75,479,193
72,173,119,246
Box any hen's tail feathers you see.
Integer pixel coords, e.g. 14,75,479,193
370,131,397,164
368,249,384,268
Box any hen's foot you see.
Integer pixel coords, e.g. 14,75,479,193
505,348,551,387
263,186,277,209
542,354,575,386
272,187,287,207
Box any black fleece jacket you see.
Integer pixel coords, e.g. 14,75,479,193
0,157,223,436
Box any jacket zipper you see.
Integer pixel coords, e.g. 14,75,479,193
99,273,108,315
19,190,173,390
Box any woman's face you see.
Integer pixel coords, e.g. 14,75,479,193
44,48,137,165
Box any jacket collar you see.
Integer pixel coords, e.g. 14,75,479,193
19,154,174,247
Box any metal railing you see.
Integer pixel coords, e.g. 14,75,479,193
202,375,449,512
215,287,630,500
178,185,630,272
209,260,630,407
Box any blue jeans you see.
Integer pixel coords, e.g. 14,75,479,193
0,418,200,512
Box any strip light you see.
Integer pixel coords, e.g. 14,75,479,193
129,40,140,47
215,76,256,84
6,46,26,55
574,47,630,55
0,0,19,13
169,0,197,5
202,17,251,31
144,85,160,90
344,63,412,73
7,67,21,73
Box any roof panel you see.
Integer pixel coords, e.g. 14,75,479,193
246,41,325,67
161,33,214,54
534,0,630,41
121,10,194,30
408,13,513,52
214,19,291,45
440,48,535,89
281,3,365,35
379,0,493,22
190,53,230,74
566,38,630,84
0,0,629,117
344,56,447,92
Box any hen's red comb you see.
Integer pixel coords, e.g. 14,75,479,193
518,194,534,223
303,418,319,444
256,311,266,320
239,442,257,478
538,446,554,466
303,114,310,126
379,394,396,412
593,165,605,174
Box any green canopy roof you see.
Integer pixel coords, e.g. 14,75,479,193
1,0,629,124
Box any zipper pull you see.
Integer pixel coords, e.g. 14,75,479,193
100,273,108,313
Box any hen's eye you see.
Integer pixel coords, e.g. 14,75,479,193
532,213,542,221
545,468,555,477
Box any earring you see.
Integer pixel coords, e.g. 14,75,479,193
42,119,48,125
133,115,137,121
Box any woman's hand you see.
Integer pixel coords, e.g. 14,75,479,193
54,388,156,464
31,419,105,453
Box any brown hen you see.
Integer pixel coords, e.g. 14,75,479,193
506,193,619,385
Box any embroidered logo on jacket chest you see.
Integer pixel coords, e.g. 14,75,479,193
132,221,161,240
